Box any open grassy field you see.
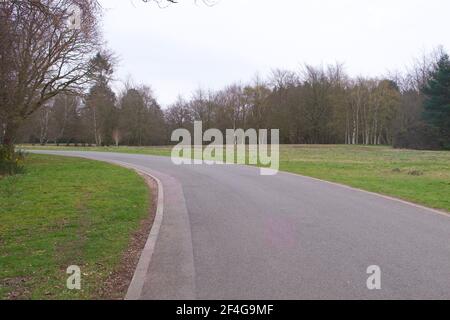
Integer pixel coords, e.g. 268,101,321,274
20,144,450,212
278,145,450,212
0,154,150,299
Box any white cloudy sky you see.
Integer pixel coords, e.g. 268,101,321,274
98,0,449,107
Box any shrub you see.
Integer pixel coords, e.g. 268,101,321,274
393,123,441,150
0,146,26,176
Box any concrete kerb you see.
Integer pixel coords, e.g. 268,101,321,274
105,160,165,300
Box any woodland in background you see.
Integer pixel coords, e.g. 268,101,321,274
1,2,449,156
16,48,450,150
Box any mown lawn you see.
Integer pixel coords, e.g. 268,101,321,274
0,154,149,299
21,144,450,212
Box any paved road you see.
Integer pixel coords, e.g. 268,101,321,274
33,151,450,299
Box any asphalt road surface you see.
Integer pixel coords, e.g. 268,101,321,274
32,151,450,299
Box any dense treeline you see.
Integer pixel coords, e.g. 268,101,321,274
16,48,450,150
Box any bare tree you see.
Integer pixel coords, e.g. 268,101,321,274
0,0,101,152
112,128,121,147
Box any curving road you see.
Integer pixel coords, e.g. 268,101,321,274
33,151,450,300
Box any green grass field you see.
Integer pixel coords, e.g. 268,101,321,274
0,154,150,299
21,144,450,212
278,145,450,212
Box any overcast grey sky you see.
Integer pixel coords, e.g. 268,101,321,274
98,0,449,107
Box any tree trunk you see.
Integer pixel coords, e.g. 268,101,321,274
92,106,99,146
1,122,18,160
39,107,50,145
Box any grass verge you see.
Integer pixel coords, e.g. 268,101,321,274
0,154,150,299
